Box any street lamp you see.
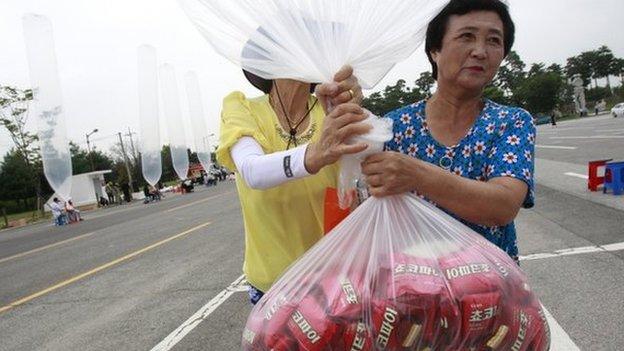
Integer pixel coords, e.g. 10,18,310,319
85,128,99,172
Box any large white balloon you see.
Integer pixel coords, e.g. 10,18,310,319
159,64,190,181
22,14,72,200
184,71,212,173
137,45,162,186
178,0,446,88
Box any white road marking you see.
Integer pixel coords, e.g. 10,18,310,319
536,145,578,150
163,191,232,213
603,242,624,251
150,275,246,351
520,241,624,261
549,135,624,139
595,128,624,133
564,172,589,179
542,305,581,351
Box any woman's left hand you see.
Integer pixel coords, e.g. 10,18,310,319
361,151,421,197
315,65,363,113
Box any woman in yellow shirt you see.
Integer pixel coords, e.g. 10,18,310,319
216,66,368,303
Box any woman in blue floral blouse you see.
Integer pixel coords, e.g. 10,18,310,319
359,0,534,261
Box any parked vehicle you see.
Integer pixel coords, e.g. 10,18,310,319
611,103,624,118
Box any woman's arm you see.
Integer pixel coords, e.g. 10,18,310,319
232,103,371,189
232,137,311,189
361,152,528,227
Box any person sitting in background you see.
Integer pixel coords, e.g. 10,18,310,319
181,179,194,193
49,198,66,226
121,182,132,203
143,184,152,203
207,171,217,186
150,185,162,200
99,196,109,207
65,199,82,223
113,183,123,205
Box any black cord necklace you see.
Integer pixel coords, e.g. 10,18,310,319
273,83,318,149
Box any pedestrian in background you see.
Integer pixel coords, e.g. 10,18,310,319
65,199,82,223
105,182,114,204
121,182,131,203
550,110,557,127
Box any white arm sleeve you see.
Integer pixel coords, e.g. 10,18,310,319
231,136,312,190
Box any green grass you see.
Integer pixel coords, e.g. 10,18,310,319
163,180,179,187
1,210,51,229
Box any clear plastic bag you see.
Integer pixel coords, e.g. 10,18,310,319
178,0,446,89
138,45,163,187
243,194,550,351
184,71,213,173
159,64,190,181
23,14,73,200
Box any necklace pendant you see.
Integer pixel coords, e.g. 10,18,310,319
289,129,297,136
439,155,453,170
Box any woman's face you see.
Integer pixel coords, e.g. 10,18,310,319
273,79,311,91
431,11,505,93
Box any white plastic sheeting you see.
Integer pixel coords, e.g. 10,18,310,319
159,64,190,181
179,0,446,88
22,14,72,200
137,45,162,186
184,71,213,173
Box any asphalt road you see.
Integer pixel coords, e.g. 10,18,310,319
0,114,622,351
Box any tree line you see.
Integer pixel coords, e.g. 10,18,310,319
1,45,623,214
0,85,210,215
363,45,624,116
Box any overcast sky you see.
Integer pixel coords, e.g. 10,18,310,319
1,0,623,158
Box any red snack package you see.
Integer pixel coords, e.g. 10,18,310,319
433,293,462,349
529,306,551,351
370,299,428,350
437,247,506,348
286,294,340,351
331,320,373,351
271,336,299,351
439,248,505,295
370,301,403,350
485,305,547,351
261,295,297,350
386,253,445,348
317,274,364,322
458,291,503,348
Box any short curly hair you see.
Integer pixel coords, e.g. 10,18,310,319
425,0,515,80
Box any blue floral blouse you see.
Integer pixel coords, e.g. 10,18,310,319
384,99,536,260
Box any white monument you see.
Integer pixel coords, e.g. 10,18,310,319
572,74,587,116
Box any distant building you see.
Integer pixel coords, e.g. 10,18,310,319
44,170,112,211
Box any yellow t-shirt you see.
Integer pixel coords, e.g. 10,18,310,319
216,91,338,292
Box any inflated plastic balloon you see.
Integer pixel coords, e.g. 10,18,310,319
22,14,72,200
159,64,190,181
138,45,162,186
244,194,550,351
178,0,446,88
184,71,213,173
